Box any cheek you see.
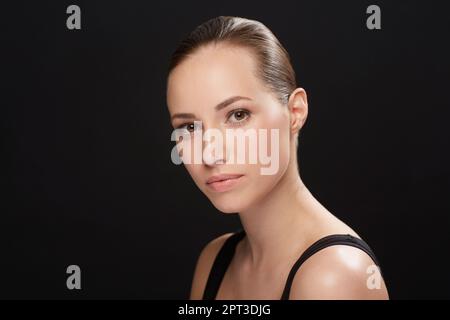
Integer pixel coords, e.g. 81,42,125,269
183,163,204,186
257,103,290,135
256,107,291,170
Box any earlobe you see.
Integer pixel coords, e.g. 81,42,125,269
290,114,302,133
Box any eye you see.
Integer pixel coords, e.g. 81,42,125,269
227,109,251,125
177,122,196,133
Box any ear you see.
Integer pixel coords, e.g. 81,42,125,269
287,88,308,135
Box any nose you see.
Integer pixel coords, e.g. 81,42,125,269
203,141,226,166
202,128,226,166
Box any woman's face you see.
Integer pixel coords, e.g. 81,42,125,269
166,44,296,213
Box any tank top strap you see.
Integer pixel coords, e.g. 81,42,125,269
202,229,246,300
280,234,381,300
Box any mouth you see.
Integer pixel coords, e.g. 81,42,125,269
206,174,244,192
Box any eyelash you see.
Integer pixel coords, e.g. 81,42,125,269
176,108,251,132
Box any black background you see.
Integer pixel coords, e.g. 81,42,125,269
2,0,449,299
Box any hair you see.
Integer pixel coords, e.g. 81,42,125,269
167,16,297,107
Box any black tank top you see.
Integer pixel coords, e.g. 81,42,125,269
202,229,382,300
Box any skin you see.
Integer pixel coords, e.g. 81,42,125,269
166,42,389,300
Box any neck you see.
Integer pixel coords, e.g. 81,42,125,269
238,152,325,268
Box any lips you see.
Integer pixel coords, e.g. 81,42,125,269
206,174,244,192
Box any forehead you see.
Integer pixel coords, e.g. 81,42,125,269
167,44,264,113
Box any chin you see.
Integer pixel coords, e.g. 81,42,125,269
207,192,253,214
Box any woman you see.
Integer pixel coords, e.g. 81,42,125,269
166,16,389,300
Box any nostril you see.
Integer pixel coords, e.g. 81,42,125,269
215,159,225,165
202,148,225,166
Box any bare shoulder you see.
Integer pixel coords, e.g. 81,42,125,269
289,244,389,300
189,232,235,300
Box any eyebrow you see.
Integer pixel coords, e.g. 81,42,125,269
170,95,252,121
